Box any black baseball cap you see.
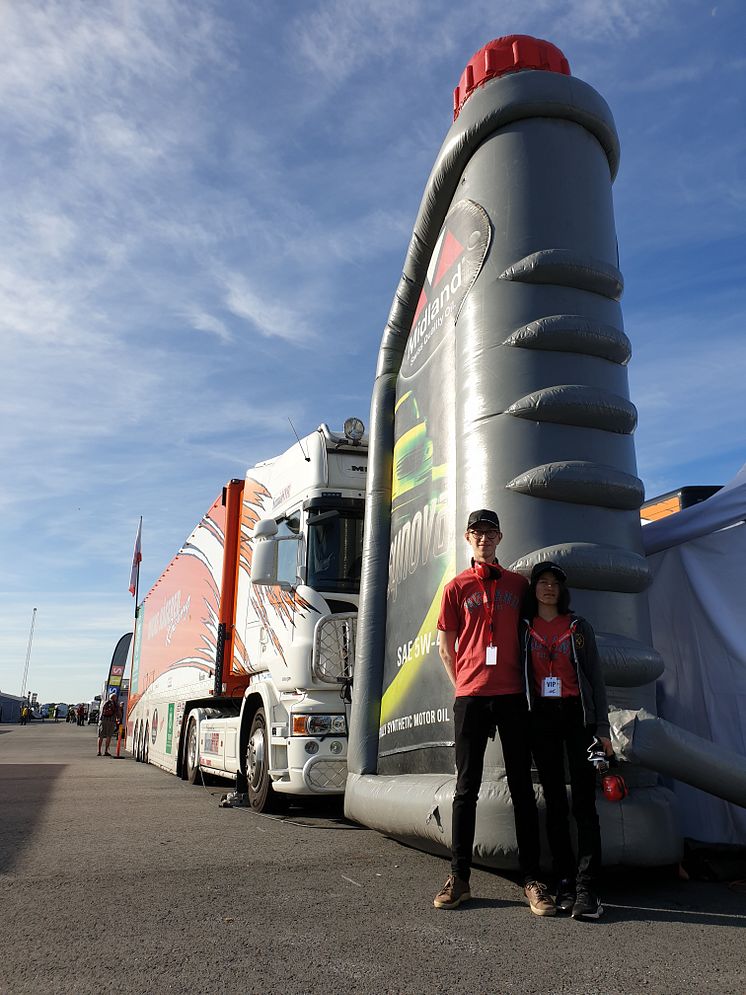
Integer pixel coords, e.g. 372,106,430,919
467,509,500,530
530,561,567,584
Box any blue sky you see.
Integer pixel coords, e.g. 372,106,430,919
2,0,744,705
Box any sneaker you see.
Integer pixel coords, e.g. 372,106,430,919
524,881,556,916
571,889,604,919
433,875,471,909
556,879,576,912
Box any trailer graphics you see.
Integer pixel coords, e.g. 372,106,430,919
130,494,226,706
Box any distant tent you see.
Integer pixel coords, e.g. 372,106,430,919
0,691,24,723
643,464,746,844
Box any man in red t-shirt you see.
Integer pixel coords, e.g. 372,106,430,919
433,509,554,916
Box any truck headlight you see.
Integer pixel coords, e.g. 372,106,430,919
291,714,347,736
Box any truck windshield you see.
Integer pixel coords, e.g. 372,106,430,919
306,509,364,594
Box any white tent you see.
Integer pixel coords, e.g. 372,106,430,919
643,464,746,845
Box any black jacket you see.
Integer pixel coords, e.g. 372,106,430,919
519,614,610,739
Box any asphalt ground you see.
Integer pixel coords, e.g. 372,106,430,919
0,722,744,995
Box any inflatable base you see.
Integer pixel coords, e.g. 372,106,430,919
345,772,682,870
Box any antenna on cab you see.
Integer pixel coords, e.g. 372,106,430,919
288,418,311,462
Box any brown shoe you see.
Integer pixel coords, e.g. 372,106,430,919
433,875,471,909
525,881,556,916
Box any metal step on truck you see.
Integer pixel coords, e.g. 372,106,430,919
126,418,367,811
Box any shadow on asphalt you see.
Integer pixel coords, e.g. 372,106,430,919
0,764,66,876
454,897,523,911
182,776,365,831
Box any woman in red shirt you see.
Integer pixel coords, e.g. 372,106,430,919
521,562,612,920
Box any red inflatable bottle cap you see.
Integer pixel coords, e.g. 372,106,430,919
453,34,571,120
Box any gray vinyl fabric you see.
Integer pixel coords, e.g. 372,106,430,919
350,68,639,776
643,467,746,844
345,64,742,866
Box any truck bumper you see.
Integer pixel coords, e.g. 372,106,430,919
273,738,348,795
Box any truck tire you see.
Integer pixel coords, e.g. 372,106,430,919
134,721,142,762
143,722,149,765
246,708,284,813
184,716,200,784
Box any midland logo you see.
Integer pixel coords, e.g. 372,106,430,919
400,199,491,380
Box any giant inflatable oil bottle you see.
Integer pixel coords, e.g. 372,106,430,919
346,35,746,867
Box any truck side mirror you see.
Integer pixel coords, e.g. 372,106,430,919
253,518,278,539
251,535,280,587
251,520,300,591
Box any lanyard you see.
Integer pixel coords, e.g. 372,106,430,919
477,577,497,645
528,623,572,676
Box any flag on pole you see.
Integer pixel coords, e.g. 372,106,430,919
129,517,142,596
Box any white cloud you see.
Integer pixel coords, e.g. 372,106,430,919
550,0,672,40
91,111,165,165
293,0,426,81
185,308,232,344
221,270,317,344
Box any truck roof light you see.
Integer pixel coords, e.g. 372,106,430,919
344,417,365,443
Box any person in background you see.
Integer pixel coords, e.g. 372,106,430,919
434,509,555,916
521,562,613,920
97,693,121,757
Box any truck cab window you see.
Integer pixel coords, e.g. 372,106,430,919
306,507,364,594
277,514,300,537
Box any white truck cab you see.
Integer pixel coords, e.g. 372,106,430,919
127,419,367,812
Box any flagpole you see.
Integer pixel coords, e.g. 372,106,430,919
129,515,142,611
126,516,143,746
134,549,140,620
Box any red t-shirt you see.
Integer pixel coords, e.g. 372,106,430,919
528,614,579,697
437,564,528,696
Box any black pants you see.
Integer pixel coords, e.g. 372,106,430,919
530,696,601,889
452,694,540,884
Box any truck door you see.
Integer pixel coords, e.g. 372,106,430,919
257,510,301,662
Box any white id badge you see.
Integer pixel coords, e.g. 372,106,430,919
542,676,562,697
485,646,497,666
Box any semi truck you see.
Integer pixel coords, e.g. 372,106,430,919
125,419,366,811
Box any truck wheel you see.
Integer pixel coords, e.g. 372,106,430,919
143,723,149,765
133,721,141,761
184,717,200,784
246,708,284,813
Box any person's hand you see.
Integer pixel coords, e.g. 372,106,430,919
599,736,613,757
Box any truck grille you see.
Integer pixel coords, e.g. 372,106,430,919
306,759,347,791
313,613,356,685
